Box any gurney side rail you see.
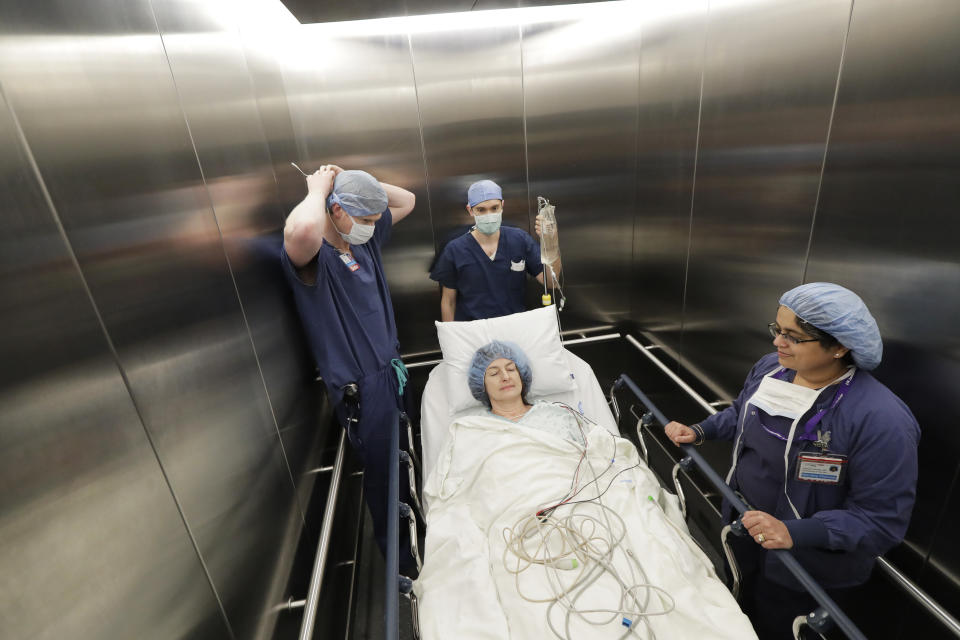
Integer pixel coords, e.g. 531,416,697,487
613,373,867,640
387,407,400,640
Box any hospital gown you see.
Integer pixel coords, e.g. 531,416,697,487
483,401,586,446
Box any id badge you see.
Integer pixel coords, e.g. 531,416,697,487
339,253,359,272
796,452,847,484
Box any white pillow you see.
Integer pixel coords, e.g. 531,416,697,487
435,306,577,415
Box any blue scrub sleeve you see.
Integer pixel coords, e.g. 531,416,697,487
785,518,830,548
429,244,458,289
372,207,393,247
801,408,919,556
280,243,326,288
525,232,544,277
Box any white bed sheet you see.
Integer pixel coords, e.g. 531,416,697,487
414,348,756,639
413,414,757,640
419,349,618,509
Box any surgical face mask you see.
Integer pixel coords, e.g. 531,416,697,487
474,212,502,235
338,215,376,245
748,375,821,420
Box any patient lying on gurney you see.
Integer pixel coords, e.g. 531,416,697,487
465,340,585,445
414,340,758,640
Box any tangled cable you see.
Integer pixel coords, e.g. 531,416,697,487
500,414,675,639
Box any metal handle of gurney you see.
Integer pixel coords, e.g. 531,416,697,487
399,412,426,523
395,412,423,640
612,374,868,640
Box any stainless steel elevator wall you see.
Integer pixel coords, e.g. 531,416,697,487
0,80,231,640
3,0,960,637
522,4,640,326
804,0,960,618
679,0,853,388
0,1,316,639
631,0,706,337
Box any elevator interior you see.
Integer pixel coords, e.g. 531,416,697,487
1,0,959,638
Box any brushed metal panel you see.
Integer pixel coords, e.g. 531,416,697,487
681,0,852,393
410,16,528,246
632,0,707,343
0,2,300,637
150,2,317,636
283,22,437,352
235,2,304,215
409,14,529,337
521,3,641,327
232,4,324,525
804,0,960,588
0,84,229,640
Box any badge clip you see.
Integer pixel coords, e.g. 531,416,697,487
813,429,832,452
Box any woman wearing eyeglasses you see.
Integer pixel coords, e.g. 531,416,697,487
664,282,919,640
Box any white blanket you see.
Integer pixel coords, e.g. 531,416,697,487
414,415,757,640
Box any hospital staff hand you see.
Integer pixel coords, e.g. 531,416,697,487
306,165,337,196
664,421,697,445
742,510,793,550
533,212,557,238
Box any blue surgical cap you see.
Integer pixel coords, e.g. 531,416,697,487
326,170,388,217
468,340,532,406
779,282,883,370
467,180,503,207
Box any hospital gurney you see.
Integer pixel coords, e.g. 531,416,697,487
380,316,870,639
407,332,756,639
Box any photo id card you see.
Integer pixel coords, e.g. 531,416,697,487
339,252,359,272
796,452,847,485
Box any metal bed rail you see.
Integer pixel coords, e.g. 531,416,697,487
386,407,400,640
621,332,960,639
296,427,349,640
395,411,422,640
613,373,867,640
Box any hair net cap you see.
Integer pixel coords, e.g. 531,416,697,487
326,170,388,217
779,282,883,370
468,340,533,406
467,180,503,207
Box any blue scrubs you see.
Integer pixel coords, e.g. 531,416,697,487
430,226,544,321
281,208,414,563
701,353,919,637
702,353,919,587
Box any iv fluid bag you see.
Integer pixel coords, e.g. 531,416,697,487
538,197,559,265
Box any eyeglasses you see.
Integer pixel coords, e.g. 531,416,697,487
768,322,819,345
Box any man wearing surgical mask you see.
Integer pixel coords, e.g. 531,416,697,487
430,179,561,321
282,164,418,568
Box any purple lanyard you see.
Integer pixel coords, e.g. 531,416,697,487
761,368,855,443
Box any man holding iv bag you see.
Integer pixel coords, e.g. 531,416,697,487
430,179,562,321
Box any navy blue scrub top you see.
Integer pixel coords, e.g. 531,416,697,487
735,408,801,514
430,226,544,321
281,208,399,407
